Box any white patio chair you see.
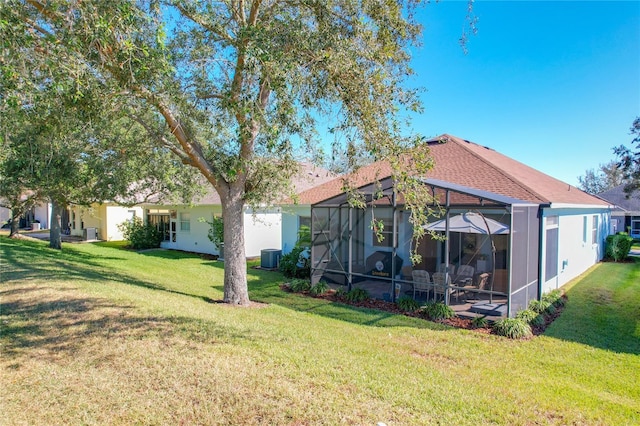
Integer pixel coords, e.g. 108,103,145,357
432,272,454,302
412,270,431,299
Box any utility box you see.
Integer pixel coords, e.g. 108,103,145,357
83,227,97,241
261,249,281,269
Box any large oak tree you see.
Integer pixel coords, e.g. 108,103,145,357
6,0,440,305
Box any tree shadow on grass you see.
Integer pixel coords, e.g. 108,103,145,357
247,270,448,331
1,237,218,304
0,285,256,368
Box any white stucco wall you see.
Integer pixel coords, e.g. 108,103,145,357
33,203,51,228
281,204,311,254
105,205,143,240
540,207,610,293
0,206,9,225
157,205,282,258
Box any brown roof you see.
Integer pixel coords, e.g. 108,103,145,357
297,134,608,206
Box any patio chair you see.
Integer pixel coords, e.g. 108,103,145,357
432,272,454,302
412,270,431,299
437,263,456,275
455,265,475,285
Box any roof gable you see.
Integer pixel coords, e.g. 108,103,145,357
598,184,640,211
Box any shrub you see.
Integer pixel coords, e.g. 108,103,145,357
117,217,163,250
605,232,633,262
309,281,329,296
471,316,489,329
529,299,552,314
542,289,565,307
420,302,455,320
201,216,224,249
289,278,311,293
343,288,369,303
396,296,420,312
516,309,545,327
279,246,310,278
493,318,532,339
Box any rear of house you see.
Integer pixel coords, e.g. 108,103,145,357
302,135,611,317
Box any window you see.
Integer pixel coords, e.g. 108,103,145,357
582,216,588,244
180,212,191,232
591,215,598,244
147,211,170,241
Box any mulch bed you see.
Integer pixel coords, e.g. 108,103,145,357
280,284,566,337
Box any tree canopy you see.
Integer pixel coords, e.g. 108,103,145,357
577,160,625,195
614,117,640,197
4,0,441,305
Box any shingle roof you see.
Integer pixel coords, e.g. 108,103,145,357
297,134,608,206
597,184,640,212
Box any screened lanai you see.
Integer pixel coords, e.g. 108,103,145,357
310,177,541,318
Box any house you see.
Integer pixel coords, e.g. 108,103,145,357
139,163,335,258
67,203,144,241
299,134,611,317
597,184,640,239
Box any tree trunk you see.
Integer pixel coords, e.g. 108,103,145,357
220,184,249,305
50,199,63,250
9,207,20,238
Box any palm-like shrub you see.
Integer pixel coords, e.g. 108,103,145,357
471,316,489,329
420,302,455,320
343,288,369,303
396,296,420,312
516,309,545,327
289,279,311,293
493,318,532,339
309,281,329,296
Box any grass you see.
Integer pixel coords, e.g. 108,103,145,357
1,237,639,425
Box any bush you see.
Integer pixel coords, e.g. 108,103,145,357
279,246,310,278
516,309,545,327
396,296,420,312
493,318,532,339
605,232,633,262
309,281,329,296
420,302,455,320
117,217,163,250
471,316,489,329
528,299,551,314
541,289,564,307
289,278,311,293
343,288,369,303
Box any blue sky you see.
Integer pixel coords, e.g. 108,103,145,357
406,0,640,186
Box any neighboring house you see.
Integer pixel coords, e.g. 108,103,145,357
597,184,640,238
299,134,611,317
139,163,335,258
0,201,51,230
68,203,143,241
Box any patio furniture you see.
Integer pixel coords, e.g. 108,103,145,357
455,264,475,285
432,272,454,302
412,270,431,299
465,272,490,300
437,263,456,275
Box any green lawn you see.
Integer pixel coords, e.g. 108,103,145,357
1,237,639,425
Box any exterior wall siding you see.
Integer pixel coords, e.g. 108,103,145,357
540,207,609,293
157,205,282,258
281,205,310,254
